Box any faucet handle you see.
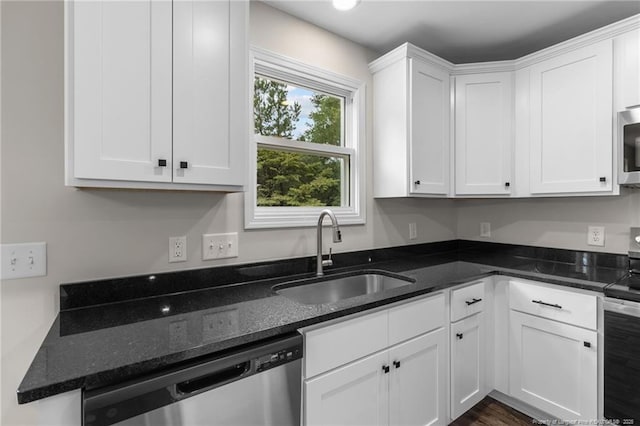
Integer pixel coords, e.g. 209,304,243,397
322,248,334,267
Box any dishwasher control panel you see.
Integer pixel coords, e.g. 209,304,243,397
256,344,302,372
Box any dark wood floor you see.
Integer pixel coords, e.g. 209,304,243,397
449,396,534,426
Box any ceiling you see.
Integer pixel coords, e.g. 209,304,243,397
261,0,640,63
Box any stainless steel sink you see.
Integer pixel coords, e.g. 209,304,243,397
273,271,414,305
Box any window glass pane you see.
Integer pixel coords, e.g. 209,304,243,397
254,76,344,146
257,148,348,207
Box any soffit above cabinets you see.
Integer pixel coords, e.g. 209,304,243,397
260,0,640,63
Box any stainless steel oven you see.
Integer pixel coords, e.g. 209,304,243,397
604,297,640,423
618,108,640,186
83,333,303,426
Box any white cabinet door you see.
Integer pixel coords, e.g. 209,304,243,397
304,351,389,426
409,58,451,195
389,329,447,426
509,310,597,421
455,72,513,195
173,0,247,187
450,313,486,420
529,40,613,194
70,0,172,182
614,29,640,111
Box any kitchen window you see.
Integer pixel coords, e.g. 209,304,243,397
245,48,365,228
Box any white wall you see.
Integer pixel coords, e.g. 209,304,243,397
456,190,639,253
0,2,456,424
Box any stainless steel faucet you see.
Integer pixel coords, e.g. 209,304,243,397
316,209,342,276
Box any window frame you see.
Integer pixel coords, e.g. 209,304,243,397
245,47,366,229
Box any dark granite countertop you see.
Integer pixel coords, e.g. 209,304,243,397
17,240,629,404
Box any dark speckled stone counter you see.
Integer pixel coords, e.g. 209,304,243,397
17,240,629,404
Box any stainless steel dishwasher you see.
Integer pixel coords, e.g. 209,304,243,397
83,333,303,426
604,297,640,423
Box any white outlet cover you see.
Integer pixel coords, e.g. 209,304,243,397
587,226,605,247
169,236,187,263
1,242,47,279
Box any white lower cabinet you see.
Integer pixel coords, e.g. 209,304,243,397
450,313,486,420
305,351,388,426
302,293,447,426
509,310,597,421
304,330,447,426
508,279,599,420
303,277,602,424
389,330,447,426
449,280,489,421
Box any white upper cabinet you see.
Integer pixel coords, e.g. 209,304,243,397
173,0,246,187
528,40,613,194
66,0,247,191
614,29,640,111
370,18,638,199
409,59,451,196
454,72,513,195
370,45,451,198
70,0,173,183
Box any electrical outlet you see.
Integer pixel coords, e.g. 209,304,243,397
409,223,417,240
480,222,491,238
202,233,239,260
587,226,605,247
1,242,47,279
169,236,187,262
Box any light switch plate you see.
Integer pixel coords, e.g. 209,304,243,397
1,242,47,279
480,222,491,238
202,233,239,260
409,223,417,240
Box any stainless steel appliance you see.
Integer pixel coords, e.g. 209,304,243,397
83,333,303,426
603,298,640,423
603,229,640,422
618,108,640,186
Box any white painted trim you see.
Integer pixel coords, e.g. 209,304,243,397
489,390,558,423
256,135,354,157
514,13,640,70
369,42,455,74
452,61,515,75
245,48,366,229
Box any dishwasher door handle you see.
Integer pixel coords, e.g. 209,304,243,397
174,361,250,397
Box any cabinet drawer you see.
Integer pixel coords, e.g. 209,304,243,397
509,280,597,330
451,281,485,322
304,310,388,378
389,293,445,346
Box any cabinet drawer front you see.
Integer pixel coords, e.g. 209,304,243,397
451,281,485,322
389,293,445,346
304,310,388,378
509,280,597,329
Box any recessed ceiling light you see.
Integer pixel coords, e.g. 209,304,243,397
332,0,360,11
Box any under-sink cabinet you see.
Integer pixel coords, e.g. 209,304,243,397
65,0,247,191
449,280,490,420
302,293,448,426
508,279,598,421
